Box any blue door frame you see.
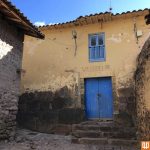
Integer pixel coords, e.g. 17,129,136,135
85,77,113,119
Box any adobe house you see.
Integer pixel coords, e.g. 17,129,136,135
18,9,150,143
0,0,44,140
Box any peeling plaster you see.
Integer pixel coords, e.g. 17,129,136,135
107,33,133,43
0,39,13,59
107,35,122,43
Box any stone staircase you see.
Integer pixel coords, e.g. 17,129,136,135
71,120,138,148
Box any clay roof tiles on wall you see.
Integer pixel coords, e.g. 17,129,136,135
0,0,44,39
40,8,150,29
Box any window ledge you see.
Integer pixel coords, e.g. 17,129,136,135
89,58,105,62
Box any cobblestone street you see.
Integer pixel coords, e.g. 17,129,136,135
0,129,139,150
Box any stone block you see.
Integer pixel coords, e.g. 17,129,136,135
59,108,85,124
51,124,72,135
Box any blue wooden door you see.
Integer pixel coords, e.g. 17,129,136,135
85,77,113,119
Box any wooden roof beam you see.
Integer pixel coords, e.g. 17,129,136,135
0,0,40,35
5,16,22,23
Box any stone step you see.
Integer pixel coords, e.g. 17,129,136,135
72,130,136,139
72,137,138,146
72,122,116,131
51,124,72,135
108,139,138,146
72,124,136,132
72,124,126,132
72,124,101,131
80,120,114,126
72,130,103,138
72,137,108,145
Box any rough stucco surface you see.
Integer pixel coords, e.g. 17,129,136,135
0,15,23,140
135,36,150,140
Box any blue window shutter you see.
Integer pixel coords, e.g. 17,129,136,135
89,33,105,62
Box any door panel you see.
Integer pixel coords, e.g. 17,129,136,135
98,78,113,118
85,77,113,119
85,78,99,119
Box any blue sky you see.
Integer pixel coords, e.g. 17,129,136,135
11,0,150,26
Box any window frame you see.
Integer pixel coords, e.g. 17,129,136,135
88,32,106,62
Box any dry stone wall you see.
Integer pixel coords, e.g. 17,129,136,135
0,15,24,140
135,36,150,140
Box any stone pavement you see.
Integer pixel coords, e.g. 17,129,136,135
0,129,139,150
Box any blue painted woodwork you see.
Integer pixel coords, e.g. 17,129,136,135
85,77,113,119
89,33,105,62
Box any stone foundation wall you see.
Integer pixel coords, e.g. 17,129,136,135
0,15,24,140
135,37,150,140
17,76,135,133
17,90,85,133
116,83,136,127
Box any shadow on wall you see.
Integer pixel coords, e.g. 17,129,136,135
17,86,85,134
135,36,150,141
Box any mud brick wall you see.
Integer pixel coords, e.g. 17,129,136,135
135,37,150,140
0,15,24,140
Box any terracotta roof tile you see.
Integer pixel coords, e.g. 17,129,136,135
39,8,149,29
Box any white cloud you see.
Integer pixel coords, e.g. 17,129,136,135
34,22,58,27
48,23,58,25
34,21,46,27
